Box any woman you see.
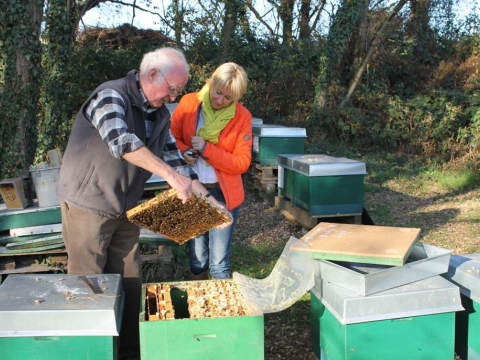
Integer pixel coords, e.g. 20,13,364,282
171,62,252,280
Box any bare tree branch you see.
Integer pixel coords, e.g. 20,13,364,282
246,0,276,38
340,0,409,109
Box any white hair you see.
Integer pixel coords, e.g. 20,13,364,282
139,47,189,78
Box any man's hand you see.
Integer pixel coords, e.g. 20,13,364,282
122,146,193,203
164,171,192,203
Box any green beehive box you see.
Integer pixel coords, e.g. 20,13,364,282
278,154,367,216
252,125,306,165
0,274,123,360
442,253,480,359
140,280,264,360
310,276,463,360
0,203,61,231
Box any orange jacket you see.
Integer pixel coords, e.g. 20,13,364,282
170,93,252,210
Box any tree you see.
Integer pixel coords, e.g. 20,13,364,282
0,0,44,179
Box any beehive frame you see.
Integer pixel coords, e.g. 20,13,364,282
127,189,232,244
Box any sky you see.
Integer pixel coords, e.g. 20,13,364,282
80,0,478,32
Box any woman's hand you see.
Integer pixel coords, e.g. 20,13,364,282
191,136,207,153
182,149,198,166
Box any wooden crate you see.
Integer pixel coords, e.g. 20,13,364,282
246,162,278,194
274,195,361,230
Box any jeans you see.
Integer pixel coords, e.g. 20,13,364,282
187,187,240,279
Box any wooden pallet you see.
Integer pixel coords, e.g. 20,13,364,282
274,196,362,230
246,162,278,194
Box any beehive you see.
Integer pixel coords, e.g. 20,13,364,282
127,189,231,244
310,276,463,360
252,125,306,165
442,253,480,359
278,154,367,217
140,280,264,360
0,274,123,360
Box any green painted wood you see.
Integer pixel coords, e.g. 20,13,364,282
0,335,117,360
0,206,61,231
311,252,406,266
6,235,63,249
140,284,264,360
281,168,364,216
310,292,324,358
311,294,456,360
0,233,61,245
0,243,65,254
455,295,480,360
253,137,305,165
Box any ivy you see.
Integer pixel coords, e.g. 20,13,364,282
0,0,43,179
36,0,78,161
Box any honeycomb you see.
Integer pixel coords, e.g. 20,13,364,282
145,280,249,321
126,189,232,244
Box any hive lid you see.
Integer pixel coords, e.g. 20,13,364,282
127,189,232,245
442,253,480,302
278,154,367,176
252,124,307,137
0,274,123,337
251,117,263,125
292,222,421,266
311,275,463,325
319,242,452,296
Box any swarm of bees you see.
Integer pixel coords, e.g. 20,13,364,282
127,189,232,245
145,280,248,321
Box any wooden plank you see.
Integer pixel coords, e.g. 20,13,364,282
292,222,420,266
275,195,319,229
10,223,62,237
6,235,64,250
275,196,362,229
0,256,15,271
0,242,65,254
0,203,61,231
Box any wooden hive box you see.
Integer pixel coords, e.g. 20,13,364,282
140,279,264,360
126,189,232,245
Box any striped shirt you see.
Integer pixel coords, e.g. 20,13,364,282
85,75,197,179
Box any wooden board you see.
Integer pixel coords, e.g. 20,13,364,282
291,222,421,266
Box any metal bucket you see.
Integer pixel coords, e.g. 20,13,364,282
29,167,60,207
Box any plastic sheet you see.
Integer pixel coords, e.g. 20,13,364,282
233,236,315,314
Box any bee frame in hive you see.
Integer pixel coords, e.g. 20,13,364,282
140,279,264,360
127,189,232,245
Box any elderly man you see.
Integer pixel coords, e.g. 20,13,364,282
57,47,224,359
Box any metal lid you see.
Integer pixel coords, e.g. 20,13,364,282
0,274,123,337
318,242,452,296
312,275,463,325
252,124,307,137
278,154,366,176
442,253,480,302
252,117,263,125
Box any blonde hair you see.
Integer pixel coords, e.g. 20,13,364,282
207,62,248,103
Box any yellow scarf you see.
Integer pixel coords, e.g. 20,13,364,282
197,84,236,144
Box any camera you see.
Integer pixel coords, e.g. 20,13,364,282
186,150,199,158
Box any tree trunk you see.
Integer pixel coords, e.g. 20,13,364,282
340,0,409,108
298,0,312,39
0,0,44,179
219,0,243,63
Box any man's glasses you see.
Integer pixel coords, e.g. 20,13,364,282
157,68,182,98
